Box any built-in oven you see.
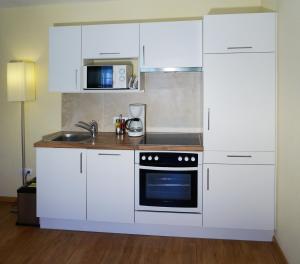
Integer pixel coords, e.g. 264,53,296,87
135,151,202,213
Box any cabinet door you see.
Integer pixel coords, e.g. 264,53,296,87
36,148,86,220
203,164,275,230
140,20,202,68
204,13,276,54
87,149,134,223
49,26,81,92
82,24,139,59
203,53,276,151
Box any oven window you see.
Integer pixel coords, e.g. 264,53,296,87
140,169,197,208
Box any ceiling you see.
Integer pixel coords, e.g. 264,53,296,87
0,0,110,8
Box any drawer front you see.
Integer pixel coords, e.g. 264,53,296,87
204,13,276,54
204,151,275,165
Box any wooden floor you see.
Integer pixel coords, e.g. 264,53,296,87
0,202,285,264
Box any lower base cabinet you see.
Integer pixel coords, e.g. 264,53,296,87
87,149,134,223
203,164,275,230
36,148,87,220
37,148,134,223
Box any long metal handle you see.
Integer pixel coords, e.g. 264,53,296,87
142,45,145,65
80,152,83,174
98,153,121,156
227,46,253,50
208,108,210,131
226,155,252,158
75,69,78,88
207,168,210,191
99,52,121,55
139,166,198,172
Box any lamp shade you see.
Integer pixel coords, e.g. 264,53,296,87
7,61,36,102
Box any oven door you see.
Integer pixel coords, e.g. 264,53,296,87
135,166,202,213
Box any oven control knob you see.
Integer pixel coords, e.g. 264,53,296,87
154,156,159,161
184,156,189,162
148,156,153,161
178,156,183,161
191,157,196,162
141,155,146,161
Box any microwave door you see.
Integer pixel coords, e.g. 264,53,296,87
84,66,113,89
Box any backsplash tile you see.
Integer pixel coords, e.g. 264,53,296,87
62,72,203,133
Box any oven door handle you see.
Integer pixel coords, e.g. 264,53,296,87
139,166,199,171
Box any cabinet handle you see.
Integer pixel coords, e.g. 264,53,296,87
80,152,83,173
75,69,78,88
208,108,210,131
226,155,252,158
142,45,145,66
227,46,253,50
98,153,121,156
207,168,210,191
99,52,121,55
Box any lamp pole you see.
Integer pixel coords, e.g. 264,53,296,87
21,101,26,186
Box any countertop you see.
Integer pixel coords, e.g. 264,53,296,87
34,132,203,152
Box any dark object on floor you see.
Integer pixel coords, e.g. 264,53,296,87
17,180,39,226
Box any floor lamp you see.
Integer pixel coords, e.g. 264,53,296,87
7,61,36,186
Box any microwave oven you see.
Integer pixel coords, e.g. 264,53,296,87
82,65,133,90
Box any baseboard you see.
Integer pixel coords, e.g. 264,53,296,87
0,196,17,203
272,236,288,264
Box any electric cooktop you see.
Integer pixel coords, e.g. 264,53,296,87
139,133,201,146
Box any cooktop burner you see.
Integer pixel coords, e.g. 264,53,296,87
140,133,201,146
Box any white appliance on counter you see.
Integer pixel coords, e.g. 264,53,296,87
126,103,146,137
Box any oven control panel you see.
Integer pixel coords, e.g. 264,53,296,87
139,152,198,167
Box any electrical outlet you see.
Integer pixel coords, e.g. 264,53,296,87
24,168,32,177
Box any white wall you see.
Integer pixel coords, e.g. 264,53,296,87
275,1,300,263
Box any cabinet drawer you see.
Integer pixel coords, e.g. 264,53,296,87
204,151,275,165
203,13,276,54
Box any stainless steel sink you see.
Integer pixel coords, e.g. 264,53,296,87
48,133,91,142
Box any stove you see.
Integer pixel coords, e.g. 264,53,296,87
139,133,201,146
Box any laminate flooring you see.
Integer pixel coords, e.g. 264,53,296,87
0,202,285,264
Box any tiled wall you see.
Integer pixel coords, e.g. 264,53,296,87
62,72,202,133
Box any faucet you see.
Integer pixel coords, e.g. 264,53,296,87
75,120,98,139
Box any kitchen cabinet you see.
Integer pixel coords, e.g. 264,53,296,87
203,52,276,151
49,26,81,92
203,13,276,54
140,20,202,69
203,164,275,230
36,148,86,220
87,149,134,223
82,24,139,59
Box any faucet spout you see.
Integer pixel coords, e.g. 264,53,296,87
75,120,98,138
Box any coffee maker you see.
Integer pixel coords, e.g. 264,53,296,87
126,104,146,137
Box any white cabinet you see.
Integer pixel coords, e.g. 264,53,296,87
203,52,276,152
82,24,139,59
204,13,276,54
49,26,81,92
203,164,275,230
87,149,134,223
140,20,202,69
36,148,86,220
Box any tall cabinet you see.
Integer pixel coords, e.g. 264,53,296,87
203,13,276,230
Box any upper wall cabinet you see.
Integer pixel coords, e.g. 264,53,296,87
203,13,276,54
140,20,203,70
49,26,81,92
82,24,139,59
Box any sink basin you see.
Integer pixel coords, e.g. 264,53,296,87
50,133,91,142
